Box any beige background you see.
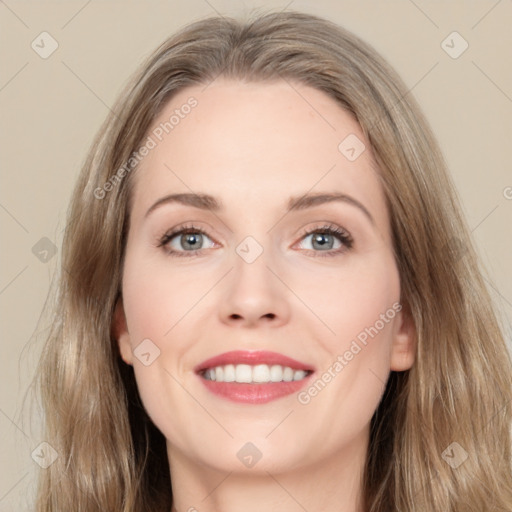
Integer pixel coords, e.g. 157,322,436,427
1,0,511,509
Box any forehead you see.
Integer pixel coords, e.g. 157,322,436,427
128,79,387,230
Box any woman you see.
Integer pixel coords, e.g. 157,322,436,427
33,10,512,512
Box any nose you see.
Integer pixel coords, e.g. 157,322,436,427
218,246,291,328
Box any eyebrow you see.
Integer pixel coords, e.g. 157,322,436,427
144,192,374,224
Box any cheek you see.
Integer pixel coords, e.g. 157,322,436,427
121,263,187,440
330,267,399,356
294,252,399,406
121,250,211,341
293,254,400,444
120,250,220,437
289,248,400,355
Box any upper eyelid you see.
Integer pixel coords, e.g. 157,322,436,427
160,222,348,237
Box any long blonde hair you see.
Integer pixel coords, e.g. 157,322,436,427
32,10,512,511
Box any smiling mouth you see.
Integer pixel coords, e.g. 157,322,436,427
199,363,313,384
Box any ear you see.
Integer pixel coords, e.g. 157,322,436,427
112,296,133,365
390,304,416,372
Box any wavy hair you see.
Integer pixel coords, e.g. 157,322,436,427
32,10,512,511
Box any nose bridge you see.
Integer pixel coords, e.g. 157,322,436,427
232,233,275,297
235,234,267,267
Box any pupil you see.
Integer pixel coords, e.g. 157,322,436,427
313,233,333,250
183,233,201,249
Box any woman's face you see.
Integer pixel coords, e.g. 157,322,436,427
114,79,415,475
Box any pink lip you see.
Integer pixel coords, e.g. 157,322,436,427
194,350,315,404
194,350,315,373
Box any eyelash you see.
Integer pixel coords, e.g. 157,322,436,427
156,223,354,258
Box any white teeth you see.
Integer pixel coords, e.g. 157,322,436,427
293,370,307,381
252,364,270,382
269,365,283,382
283,366,294,382
202,363,311,383
223,364,236,382
235,364,252,383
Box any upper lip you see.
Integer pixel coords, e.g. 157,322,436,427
194,350,315,373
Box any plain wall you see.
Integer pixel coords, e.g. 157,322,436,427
1,1,511,509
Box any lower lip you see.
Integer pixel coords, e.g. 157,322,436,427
197,373,314,404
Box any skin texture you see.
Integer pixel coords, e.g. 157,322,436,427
113,79,416,512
